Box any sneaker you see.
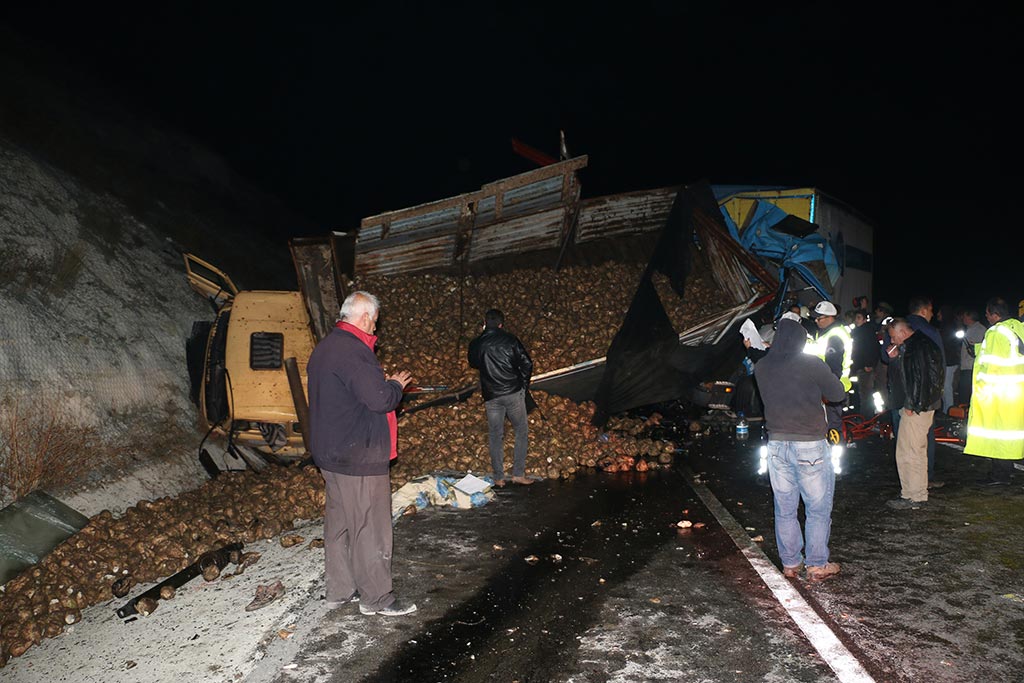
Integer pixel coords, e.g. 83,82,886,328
806,562,841,582
360,597,417,616
782,563,803,579
887,498,926,510
325,592,359,609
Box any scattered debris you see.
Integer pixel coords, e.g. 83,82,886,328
524,555,540,565
306,538,324,549
246,581,285,612
280,534,305,548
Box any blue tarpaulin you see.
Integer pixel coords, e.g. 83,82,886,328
720,199,839,300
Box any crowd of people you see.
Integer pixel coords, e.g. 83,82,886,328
749,293,1024,582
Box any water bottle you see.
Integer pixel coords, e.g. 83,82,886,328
736,412,749,441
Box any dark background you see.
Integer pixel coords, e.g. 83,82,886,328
3,3,1021,314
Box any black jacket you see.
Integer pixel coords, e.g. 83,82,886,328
851,323,881,370
754,318,848,441
899,331,944,413
468,327,533,401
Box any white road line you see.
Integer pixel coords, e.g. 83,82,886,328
685,469,876,683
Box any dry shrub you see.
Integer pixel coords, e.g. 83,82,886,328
0,398,101,504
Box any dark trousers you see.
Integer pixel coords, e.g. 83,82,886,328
826,400,845,440
486,389,529,479
958,370,973,408
990,458,1013,483
322,470,394,611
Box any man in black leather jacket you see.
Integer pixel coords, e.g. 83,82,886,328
886,318,944,509
468,309,534,486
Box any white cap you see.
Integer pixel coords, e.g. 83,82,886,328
813,301,838,317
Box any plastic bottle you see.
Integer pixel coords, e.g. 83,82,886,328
736,412,749,441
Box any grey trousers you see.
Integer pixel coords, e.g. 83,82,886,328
322,470,394,611
485,389,529,479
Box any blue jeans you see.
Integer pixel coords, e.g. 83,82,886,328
768,439,835,568
942,365,957,413
485,389,529,479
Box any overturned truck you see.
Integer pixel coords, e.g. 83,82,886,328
184,155,873,482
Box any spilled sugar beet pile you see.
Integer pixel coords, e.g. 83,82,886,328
357,257,727,388
0,465,324,666
0,407,676,666
0,256,727,665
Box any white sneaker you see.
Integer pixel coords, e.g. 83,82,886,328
360,597,417,616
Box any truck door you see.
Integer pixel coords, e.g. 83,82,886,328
288,232,356,342
183,253,239,306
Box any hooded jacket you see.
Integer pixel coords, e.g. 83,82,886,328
754,318,848,441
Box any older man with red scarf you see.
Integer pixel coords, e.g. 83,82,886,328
307,290,417,617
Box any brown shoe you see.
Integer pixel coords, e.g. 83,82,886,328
806,562,841,582
783,564,803,579
511,476,535,485
492,479,506,488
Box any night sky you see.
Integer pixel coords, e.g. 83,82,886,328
3,4,1022,314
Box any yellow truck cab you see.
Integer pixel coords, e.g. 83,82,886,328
184,254,315,459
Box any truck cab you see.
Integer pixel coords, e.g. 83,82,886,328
184,254,315,459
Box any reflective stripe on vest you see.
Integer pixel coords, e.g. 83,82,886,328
964,319,1024,460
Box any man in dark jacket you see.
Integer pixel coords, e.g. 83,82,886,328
885,317,944,509
754,316,848,582
468,308,534,486
850,309,881,413
307,290,417,617
905,295,944,486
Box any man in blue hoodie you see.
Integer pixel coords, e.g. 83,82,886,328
755,315,848,581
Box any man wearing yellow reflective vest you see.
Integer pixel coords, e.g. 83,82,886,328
965,297,1024,486
806,301,853,450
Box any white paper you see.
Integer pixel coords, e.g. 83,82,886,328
740,318,767,350
453,473,492,494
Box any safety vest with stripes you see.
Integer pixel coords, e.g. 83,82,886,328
964,318,1024,460
806,324,853,392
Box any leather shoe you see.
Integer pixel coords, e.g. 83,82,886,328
783,563,803,579
806,562,841,582
887,498,926,510
927,480,945,489
511,476,535,485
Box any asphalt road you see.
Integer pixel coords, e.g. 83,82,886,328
248,410,1024,683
